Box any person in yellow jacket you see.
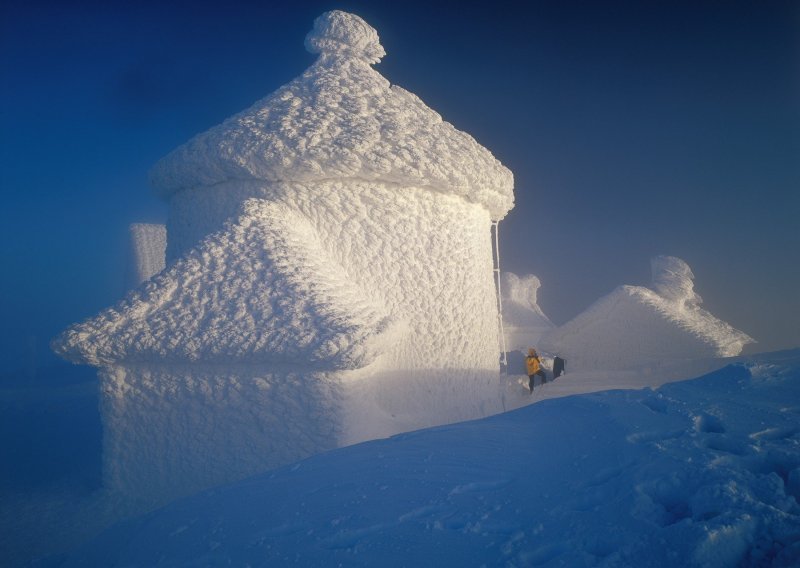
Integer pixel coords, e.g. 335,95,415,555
526,348,547,394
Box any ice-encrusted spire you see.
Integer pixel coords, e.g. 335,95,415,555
304,10,386,64
650,255,702,306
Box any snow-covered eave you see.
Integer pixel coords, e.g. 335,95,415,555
50,303,404,371
150,169,514,220
148,143,517,220
51,330,389,371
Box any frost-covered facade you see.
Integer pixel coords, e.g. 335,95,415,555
52,11,514,507
540,256,754,370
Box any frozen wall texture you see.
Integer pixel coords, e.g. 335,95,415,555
540,256,754,370
52,10,514,507
126,223,166,287
98,365,341,505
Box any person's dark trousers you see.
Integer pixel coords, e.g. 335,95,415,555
528,370,547,393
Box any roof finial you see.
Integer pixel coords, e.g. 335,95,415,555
304,10,385,64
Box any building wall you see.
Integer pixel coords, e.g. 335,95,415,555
98,364,342,508
339,366,506,446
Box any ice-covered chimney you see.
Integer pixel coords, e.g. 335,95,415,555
126,223,166,288
500,272,554,351
504,273,544,310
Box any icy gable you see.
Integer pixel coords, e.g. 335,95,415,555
53,199,402,368
541,256,754,369
149,10,514,221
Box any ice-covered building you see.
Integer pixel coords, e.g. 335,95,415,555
52,11,514,507
540,256,754,370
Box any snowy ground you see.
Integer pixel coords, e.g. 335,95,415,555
5,350,797,567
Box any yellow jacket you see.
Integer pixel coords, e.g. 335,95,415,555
525,355,540,375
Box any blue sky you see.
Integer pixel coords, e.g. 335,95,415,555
1,0,798,372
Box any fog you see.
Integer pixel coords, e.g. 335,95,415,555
1,0,798,375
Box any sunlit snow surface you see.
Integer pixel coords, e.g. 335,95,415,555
60,351,800,567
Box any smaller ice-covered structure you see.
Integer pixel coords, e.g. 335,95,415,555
540,256,754,370
52,10,514,509
126,223,166,287
501,272,554,351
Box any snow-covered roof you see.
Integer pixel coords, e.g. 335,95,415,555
52,199,404,368
541,257,754,369
541,285,755,370
149,11,515,220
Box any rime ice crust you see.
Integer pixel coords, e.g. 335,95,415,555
127,223,166,287
149,11,514,221
54,200,402,368
541,256,754,370
650,255,702,304
97,365,342,506
305,10,386,64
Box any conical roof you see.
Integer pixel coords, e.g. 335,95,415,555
149,11,514,220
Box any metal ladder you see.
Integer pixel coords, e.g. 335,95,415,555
491,221,508,370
